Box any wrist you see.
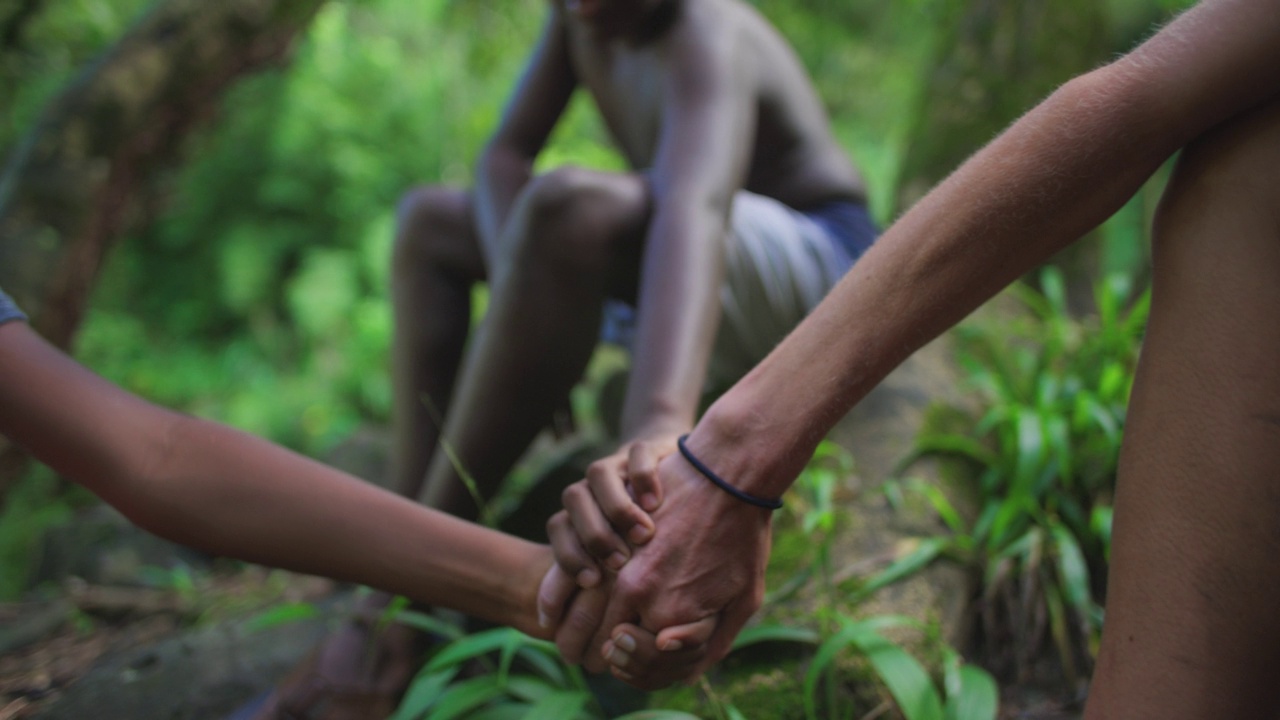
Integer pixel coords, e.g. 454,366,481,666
623,412,692,444
507,541,554,638
689,391,818,501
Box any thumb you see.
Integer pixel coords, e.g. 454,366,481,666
654,614,718,652
627,441,667,513
536,563,577,632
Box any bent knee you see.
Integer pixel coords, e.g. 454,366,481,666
512,167,649,273
392,186,479,274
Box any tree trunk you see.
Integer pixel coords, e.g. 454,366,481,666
0,0,326,499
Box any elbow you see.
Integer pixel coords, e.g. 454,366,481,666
1054,60,1198,163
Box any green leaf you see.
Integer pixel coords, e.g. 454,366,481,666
424,675,505,720
242,602,320,633
503,676,561,704
854,537,949,600
1050,522,1093,616
1012,409,1046,494
428,628,525,673
943,665,999,720
843,622,945,720
614,707,706,712
905,433,1000,469
395,610,467,641
389,668,459,720
467,703,533,720
517,690,589,719
513,645,569,687
731,623,821,651
905,479,966,535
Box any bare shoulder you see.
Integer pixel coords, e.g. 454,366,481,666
658,0,809,84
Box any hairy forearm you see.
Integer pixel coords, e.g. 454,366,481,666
695,65,1195,497
620,198,728,440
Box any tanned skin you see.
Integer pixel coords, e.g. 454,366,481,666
395,0,865,524
545,0,1280,713
253,0,870,712
0,320,551,639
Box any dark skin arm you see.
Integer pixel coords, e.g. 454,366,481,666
617,6,755,445
474,8,576,268
0,320,560,638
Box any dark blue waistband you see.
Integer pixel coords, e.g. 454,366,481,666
0,288,27,327
802,200,880,261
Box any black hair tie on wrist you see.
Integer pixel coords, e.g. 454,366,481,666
676,434,783,510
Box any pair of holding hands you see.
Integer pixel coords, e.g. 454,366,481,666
534,436,775,690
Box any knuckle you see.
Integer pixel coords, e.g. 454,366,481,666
546,510,568,533
561,483,585,506
583,534,617,560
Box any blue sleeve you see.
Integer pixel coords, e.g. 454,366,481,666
0,288,28,326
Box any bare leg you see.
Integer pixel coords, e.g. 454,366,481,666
418,167,650,519
1085,97,1280,718
390,186,486,501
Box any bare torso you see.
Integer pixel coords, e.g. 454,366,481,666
563,0,867,208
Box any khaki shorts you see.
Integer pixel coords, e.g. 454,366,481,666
601,190,876,389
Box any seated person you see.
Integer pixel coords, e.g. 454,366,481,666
267,0,878,714
543,3,1280,718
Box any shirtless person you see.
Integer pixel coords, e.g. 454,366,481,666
542,0,1280,715
255,0,876,715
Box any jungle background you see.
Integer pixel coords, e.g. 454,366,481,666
0,0,1193,718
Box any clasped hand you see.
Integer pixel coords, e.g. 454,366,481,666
536,436,773,689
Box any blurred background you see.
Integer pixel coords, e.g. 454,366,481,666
0,0,1198,717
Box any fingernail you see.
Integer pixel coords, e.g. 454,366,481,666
613,633,636,653
659,638,683,652
601,640,615,662
537,609,550,629
613,667,635,681
628,524,653,544
578,568,600,588
606,552,628,572
640,493,659,511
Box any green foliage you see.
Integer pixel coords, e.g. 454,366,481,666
0,466,78,599
73,0,582,454
888,267,1149,682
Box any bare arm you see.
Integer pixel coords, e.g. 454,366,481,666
698,0,1280,494
591,0,1280,682
0,321,555,638
473,9,576,264
619,10,756,442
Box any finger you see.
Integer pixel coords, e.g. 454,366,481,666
696,592,760,677
546,510,602,588
536,563,578,631
554,585,609,666
586,457,656,546
583,582,641,675
626,442,665,513
603,622,711,690
654,615,718,652
562,481,632,572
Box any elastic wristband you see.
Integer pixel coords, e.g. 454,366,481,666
677,434,783,510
